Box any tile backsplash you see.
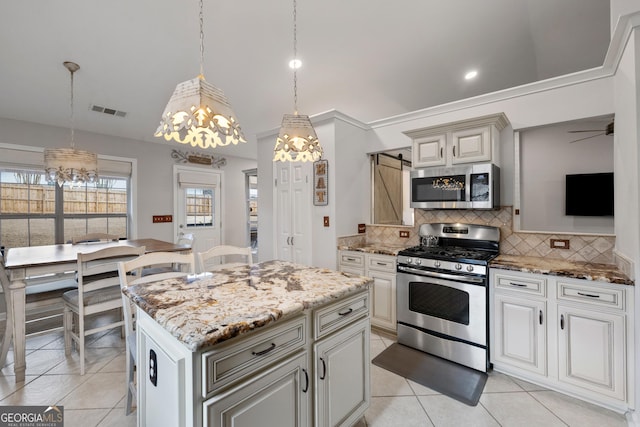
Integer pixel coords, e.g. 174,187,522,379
341,206,616,265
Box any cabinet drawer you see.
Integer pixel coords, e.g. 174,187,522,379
339,251,365,268
557,281,625,310
493,272,546,296
314,291,369,340
202,315,307,397
367,254,396,273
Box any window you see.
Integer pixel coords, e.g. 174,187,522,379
0,167,130,250
184,187,214,227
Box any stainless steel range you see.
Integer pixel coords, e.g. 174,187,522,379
396,222,500,372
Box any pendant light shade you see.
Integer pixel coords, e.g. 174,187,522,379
274,113,322,162
155,76,245,148
155,0,246,149
44,61,98,187
273,0,322,162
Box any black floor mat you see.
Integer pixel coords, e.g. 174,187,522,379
372,343,487,406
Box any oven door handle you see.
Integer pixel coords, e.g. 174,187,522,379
397,265,485,284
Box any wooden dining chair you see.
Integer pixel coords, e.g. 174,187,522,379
62,245,145,375
71,233,119,244
197,245,253,273
117,251,195,415
140,233,194,276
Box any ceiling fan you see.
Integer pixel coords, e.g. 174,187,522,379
568,120,614,143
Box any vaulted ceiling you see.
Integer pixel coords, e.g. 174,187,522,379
0,0,611,159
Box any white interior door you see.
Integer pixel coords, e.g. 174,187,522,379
174,165,222,255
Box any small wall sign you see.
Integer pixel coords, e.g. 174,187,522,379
313,159,328,206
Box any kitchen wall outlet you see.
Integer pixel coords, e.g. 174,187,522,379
358,223,366,234
399,230,410,238
550,238,570,249
323,216,330,227
153,215,173,223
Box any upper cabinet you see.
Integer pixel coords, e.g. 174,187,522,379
405,113,509,168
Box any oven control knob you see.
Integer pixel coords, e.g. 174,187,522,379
466,265,474,272
434,261,441,268
406,258,413,264
455,263,462,270
415,259,422,265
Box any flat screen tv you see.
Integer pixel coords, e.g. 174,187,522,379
565,172,614,216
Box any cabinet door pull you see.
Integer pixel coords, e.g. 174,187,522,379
509,282,527,287
338,308,353,316
287,237,291,245
440,147,443,158
302,368,309,393
577,292,601,298
291,236,294,246
560,314,565,330
251,342,276,356
346,257,356,262
453,146,456,157
376,262,387,266
539,310,543,325
319,358,326,380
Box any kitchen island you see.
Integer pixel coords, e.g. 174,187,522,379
123,260,373,427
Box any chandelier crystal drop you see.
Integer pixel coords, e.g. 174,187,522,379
273,0,322,162
44,61,98,187
155,0,246,148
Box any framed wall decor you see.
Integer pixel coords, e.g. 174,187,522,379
313,159,328,206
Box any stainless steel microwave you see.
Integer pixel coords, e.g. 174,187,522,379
410,163,500,209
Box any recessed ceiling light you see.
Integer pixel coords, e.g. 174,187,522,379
465,70,478,80
289,59,302,69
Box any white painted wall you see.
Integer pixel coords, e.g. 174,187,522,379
519,120,614,234
257,111,369,269
0,117,256,246
614,27,640,422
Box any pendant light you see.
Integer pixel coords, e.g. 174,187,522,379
44,62,98,187
273,0,323,162
155,0,246,149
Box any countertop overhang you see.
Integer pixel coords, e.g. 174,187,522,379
123,260,372,351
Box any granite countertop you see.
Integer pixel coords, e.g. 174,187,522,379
490,254,634,286
337,243,409,256
122,260,372,352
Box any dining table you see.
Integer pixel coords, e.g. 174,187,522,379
3,238,191,383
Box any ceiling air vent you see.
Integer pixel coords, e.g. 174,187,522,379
90,104,127,118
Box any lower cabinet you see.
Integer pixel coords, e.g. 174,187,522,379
137,290,370,427
315,318,370,427
491,269,633,412
204,351,311,427
493,293,546,376
338,250,396,332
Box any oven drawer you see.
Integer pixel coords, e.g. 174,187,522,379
367,254,396,273
493,272,546,297
557,280,625,310
314,291,369,340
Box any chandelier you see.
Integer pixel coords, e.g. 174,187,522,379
273,0,323,162
155,0,246,149
44,62,98,187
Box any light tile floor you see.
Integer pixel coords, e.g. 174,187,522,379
0,327,629,427
366,329,629,427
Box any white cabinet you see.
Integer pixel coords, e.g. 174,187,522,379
338,251,397,332
204,351,310,427
490,269,634,412
275,161,311,265
412,134,447,167
405,113,508,168
137,289,370,427
493,293,547,376
314,317,370,427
